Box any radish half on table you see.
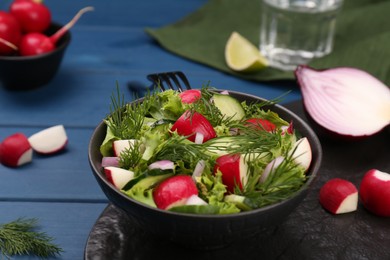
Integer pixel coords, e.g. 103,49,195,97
319,178,358,214
28,125,68,154
359,169,390,217
0,133,32,167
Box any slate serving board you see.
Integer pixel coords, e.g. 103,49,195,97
85,100,390,260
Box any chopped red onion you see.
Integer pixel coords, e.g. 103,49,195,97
101,157,119,167
192,160,205,181
259,156,284,183
148,160,174,170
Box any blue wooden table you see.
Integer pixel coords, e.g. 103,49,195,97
0,0,302,259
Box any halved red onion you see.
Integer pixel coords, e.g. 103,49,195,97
295,66,390,138
148,160,174,170
101,157,119,167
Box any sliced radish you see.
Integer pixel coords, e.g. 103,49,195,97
0,133,32,167
179,89,201,104
360,169,390,217
171,110,216,143
259,156,284,183
112,139,138,157
28,125,68,154
185,194,208,206
104,166,135,190
319,178,358,214
245,118,276,132
290,137,312,171
101,157,119,167
148,160,174,171
214,153,249,193
295,66,390,138
153,175,198,210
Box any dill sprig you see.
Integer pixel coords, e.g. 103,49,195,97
190,87,236,127
106,86,155,140
0,218,63,259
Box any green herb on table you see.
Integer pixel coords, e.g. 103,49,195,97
0,218,63,259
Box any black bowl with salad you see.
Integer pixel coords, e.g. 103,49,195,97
88,87,322,249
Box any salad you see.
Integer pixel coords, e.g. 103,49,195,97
99,87,312,215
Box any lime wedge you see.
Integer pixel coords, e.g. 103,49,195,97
225,32,268,73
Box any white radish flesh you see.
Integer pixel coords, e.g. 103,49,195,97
28,125,68,154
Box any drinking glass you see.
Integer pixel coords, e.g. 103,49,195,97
260,0,344,71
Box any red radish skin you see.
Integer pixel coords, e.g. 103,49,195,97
179,89,201,104
171,110,216,143
360,169,390,217
9,0,51,33
19,6,93,56
153,175,198,210
319,178,358,214
295,65,390,139
0,133,32,167
0,11,22,55
28,125,68,154
104,166,134,190
214,154,248,193
245,118,276,132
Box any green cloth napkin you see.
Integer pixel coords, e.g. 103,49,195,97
146,0,390,85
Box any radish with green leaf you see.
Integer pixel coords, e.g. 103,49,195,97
153,175,198,210
28,125,68,154
319,178,358,214
214,154,249,193
360,169,390,217
0,133,32,167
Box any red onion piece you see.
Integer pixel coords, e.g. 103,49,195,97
148,160,174,170
101,157,119,167
259,156,284,183
295,66,390,138
192,160,205,181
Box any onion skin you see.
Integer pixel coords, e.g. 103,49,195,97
295,65,390,140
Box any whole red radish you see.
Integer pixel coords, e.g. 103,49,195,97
9,0,51,33
179,89,201,104
319,178,358,214
245,118,276,132
0,11,22,55
360,169,390,217
171,110,216,143
0,133,32,167
153,175,198,210
19,6,93,56
214,153,248,193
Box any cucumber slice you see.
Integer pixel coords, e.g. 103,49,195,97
213,94,245,121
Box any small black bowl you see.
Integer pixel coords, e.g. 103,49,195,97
0,23,71,91
88,90,322,250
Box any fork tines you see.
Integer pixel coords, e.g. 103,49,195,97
147,71,192,92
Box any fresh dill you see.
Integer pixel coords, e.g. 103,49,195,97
0,218,63,259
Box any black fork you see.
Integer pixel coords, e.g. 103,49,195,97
147,71,192,92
